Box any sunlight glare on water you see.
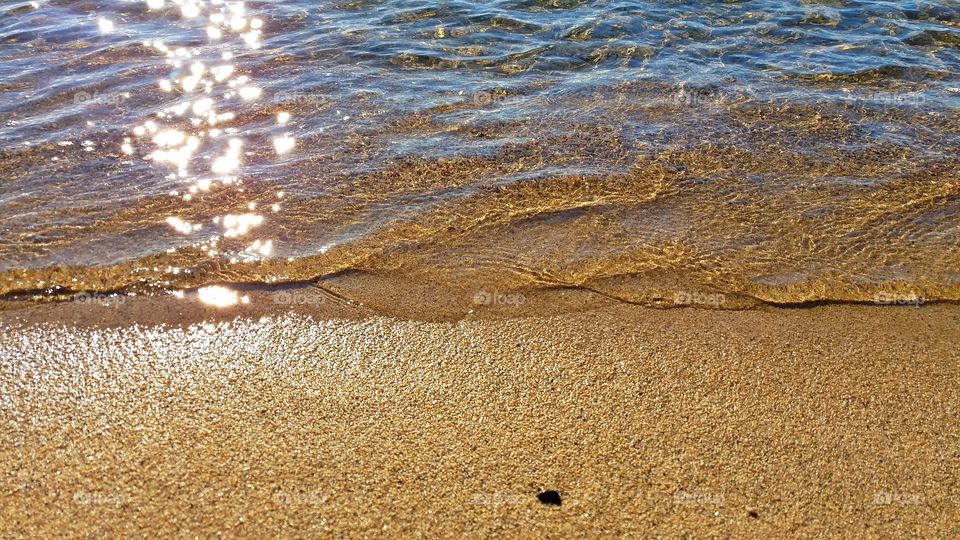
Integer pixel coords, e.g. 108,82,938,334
125,1,288,275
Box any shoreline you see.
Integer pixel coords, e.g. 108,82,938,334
1,301,958,536
0,270,952,326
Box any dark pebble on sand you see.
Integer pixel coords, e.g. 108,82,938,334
537,490,561,506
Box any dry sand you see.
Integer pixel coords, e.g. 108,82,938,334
1,298,958,537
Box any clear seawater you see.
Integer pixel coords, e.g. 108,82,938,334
1,0,959,309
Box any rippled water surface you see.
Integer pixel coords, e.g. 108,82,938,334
1,0,959,310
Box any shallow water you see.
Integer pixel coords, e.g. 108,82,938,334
1,0,959,311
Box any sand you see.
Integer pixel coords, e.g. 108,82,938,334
1,299,958,537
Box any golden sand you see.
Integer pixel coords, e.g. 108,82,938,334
1,298,958,537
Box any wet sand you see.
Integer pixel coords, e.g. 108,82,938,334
1,298,958,537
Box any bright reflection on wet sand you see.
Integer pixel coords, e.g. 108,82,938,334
196,284,249,307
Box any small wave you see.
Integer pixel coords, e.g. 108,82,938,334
904,29,960,48
786,65,957,85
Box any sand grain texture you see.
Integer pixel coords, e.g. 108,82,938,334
0,303,958,537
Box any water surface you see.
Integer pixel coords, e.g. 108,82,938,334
1,0,959,310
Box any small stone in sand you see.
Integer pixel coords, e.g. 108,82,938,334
537,490,562,506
